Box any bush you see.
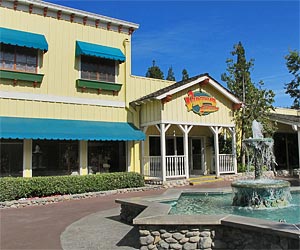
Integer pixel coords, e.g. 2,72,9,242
0,172,144,202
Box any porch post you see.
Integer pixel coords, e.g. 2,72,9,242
23,139,32,177
160,123,167,181
179,124,193,179
209,126,220,176
141,126,147,176
229,127,238,174
79,140,88,175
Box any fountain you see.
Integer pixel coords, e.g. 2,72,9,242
231,120,291,209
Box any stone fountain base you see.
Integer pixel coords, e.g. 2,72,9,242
231,179,291,209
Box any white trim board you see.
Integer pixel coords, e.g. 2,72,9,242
141,120,235,128
0,91,125,108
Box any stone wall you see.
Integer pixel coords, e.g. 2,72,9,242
138,225,299,250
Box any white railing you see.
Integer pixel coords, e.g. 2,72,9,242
166,155,186,178
143,156,162,178
219,154,235,173
143,155,186,179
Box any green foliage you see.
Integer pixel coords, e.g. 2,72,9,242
145,60,164,79
0,172,145,202
166,66,176,81
285,49,300,109
221,42,275,162
182,69,189,80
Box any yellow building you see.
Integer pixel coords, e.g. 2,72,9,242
0,0,242,181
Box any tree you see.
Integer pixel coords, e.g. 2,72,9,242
145,60,164,79
221,42,275,164
285,50,300,109
166,66,176,81
182,69,189,80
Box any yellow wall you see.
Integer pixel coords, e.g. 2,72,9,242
0,7,131,122
128,75,174,105
140,82,235,126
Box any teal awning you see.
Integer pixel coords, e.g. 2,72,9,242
0,117,145,141
0,27,48,52
76,41,125,62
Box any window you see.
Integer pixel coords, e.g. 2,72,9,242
81,55,116,83
0,44,38,73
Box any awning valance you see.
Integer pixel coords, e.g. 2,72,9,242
0,117,145,141
0,27,48,52
75,41,125,62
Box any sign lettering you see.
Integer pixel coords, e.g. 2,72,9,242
184,91,219,116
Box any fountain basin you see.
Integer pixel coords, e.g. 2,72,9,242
231,179,291,209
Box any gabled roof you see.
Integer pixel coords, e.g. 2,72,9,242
130,73,241,106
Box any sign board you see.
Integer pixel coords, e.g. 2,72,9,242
184,91,219,116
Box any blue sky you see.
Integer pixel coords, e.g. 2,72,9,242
48,0,299,108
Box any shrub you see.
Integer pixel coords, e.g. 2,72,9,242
0,172,144,202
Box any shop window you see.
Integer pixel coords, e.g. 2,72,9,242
32,140,79,176
149,137,161,156
88,141,126,174
81,55,116,83
0,44,38,73
0,139,23,177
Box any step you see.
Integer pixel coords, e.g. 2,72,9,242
189,176,223,186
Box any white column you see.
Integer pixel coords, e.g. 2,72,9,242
141,127,147,176
229,127,238,174
179,124,193,179
159,123,171,182
209,126,220,176
23,139,32,177
79,140,88,175
160,124,166,181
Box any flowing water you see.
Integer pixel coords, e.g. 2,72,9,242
166,192,300,224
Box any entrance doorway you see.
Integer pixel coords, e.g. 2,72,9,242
190,138,205,175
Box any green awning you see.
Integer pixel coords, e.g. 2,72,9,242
0,117,145,141
75,41,125,62
0,27,48,52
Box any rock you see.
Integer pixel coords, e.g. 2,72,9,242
140,235,154,245
140,230,150,236
173,232,184,241
179,237,189,244
199,237,212,249
165,237,177,244
200,231,211,237
159,240,169,250
151,231,160,236
189,236,200,243
186,231,199,237
161,232,172,239
170,243,183,249
183,242,197,250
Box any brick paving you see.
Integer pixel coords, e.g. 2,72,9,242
1,178,298,250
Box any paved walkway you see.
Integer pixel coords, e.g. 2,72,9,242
1,178,298,250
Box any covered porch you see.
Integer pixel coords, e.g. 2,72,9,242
141,123,237,181
130,74,241,182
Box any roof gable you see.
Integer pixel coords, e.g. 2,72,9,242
130,73,241,106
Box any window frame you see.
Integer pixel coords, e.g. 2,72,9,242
80,55,118,84
0,44,39,74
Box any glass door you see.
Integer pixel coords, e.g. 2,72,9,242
190,138,205,175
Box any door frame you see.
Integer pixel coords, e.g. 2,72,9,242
189,136,206,175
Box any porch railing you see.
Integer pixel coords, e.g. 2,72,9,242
219,154,235,173
166,155,185,178
143,156,162,178
142,155,186,179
